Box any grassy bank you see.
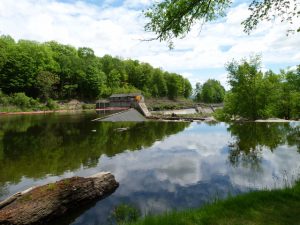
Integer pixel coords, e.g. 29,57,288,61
0,92,95,113
126,181,300,225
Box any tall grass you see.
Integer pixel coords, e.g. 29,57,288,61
126,181,300,225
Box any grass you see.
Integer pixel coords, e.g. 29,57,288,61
126,181,300,225
46,183,57,191
19,194,32,202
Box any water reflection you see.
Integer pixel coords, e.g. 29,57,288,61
0,114,189,200
70,122,300,225
0,114,299,225
228,122,300,168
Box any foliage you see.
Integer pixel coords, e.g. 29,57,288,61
195,79,225,103
213,108,230,121
242,0,300,34
0,92,59,112
36,71,60,100
144,0,232,47
224,56,264,120
0,35,192,102
222,57,300,120
46,99,59,110
145,0,299,47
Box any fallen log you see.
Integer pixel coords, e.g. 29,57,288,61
0,172,119,225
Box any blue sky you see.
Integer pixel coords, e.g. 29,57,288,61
0,0,299,88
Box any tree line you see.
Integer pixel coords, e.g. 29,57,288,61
220,56,300,120
193,57,300,120
0,35,192,102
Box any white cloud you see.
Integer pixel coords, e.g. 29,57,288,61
0,0,299,88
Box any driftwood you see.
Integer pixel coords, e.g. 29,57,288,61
0,172,119,225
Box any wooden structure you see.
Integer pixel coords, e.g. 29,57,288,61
96,93,151,117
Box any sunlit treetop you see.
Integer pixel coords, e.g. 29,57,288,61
144,0,300,48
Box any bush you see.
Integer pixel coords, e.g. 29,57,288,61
0,91,11,106
82,104,95,110
11,93,34,109
213,108,231,122
46,99,59,110
1,92,45,111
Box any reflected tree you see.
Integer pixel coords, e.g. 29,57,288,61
0,114,189,187
286,124,300,152
227,122,298,168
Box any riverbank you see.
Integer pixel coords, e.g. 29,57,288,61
0,109,94,116
0,99,96,116
126,181,300,225
145,98,195,111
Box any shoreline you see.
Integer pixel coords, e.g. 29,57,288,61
126,181,300,225
0,109,94,116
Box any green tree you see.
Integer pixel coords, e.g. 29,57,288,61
36,71,60,100
278,68,300,119
145,0,299,47
0,36,192,101
224,56,264,120
196,79,225,103
151,68,168,97
222,57,300,120
183,78,192,98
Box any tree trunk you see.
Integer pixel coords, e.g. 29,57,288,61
0,172,119,225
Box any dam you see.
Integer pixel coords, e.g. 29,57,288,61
95,93,151,121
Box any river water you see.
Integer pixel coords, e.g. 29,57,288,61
0,112,299,224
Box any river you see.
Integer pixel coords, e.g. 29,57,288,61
0,112,299,224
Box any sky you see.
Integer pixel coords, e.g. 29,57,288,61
0,0,299,88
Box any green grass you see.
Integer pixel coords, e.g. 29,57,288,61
126,181,300,225
46,183,57,191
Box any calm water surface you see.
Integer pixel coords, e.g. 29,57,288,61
0,113,299,225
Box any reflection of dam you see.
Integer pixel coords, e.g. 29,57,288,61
96,93,151,117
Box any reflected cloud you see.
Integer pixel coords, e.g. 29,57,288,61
1,115,300,225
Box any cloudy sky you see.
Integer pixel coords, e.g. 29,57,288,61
0,0,299,88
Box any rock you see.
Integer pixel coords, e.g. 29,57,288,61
0,172,118,225
114,127,129,132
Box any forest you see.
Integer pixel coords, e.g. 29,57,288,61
0,35,192,105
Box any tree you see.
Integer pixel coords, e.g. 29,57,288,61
196,79,225,103
278,68,300,119
194,82,202,99
145,0,299,47
224,56,264,120
0,36,192,100
183,78,192,98
36,71,60,100
221,56,300,120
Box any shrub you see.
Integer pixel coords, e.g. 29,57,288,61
11,93,33,109
213,108,231,122
82,104,95,110
0,91,11,106
46,99,59,110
